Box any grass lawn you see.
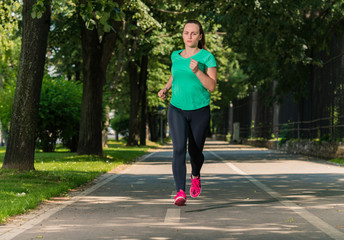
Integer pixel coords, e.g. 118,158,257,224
0,140,161,223
330,158,344,165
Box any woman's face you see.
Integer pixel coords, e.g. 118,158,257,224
183,23,202,48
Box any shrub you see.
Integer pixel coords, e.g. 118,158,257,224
36,76,82,152
279,122,293,145
110,112,129,138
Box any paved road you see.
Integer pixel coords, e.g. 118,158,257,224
2,140,344,240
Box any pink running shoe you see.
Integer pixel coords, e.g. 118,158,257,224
190,175,201,198
174,189,186,206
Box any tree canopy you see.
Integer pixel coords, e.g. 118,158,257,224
216,0,344,102
1,0,344,169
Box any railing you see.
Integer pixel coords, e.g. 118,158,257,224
238,115,344,141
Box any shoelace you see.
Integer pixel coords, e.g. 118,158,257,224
191,178,200,193
175,190,186,201
177,191,185,197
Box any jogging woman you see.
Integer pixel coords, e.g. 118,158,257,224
158,20,217,206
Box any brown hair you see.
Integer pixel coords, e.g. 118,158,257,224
183,20,206,49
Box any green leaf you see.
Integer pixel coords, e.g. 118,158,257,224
100,12,110,25
113,12,122,21
104,24,111,32
36,11,43,19
85,19,95,30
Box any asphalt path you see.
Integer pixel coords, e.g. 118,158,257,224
2,140,344,240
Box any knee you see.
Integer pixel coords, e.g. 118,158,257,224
188,144,201,155
174,145,187,156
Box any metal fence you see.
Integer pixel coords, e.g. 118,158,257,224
244,116,344,141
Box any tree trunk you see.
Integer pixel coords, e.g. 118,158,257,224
148,110,159,142
102,106,110,148
77,8,121,155
127,60,140,146
139,55,148,146
2,0,51,170
77,24,104,156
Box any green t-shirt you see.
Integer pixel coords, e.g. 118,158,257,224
170,49,217,110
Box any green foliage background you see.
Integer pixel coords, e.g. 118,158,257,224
1,0,344,146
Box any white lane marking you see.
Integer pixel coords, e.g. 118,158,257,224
164,191,180,224
0,152,156,240
208,151,344,240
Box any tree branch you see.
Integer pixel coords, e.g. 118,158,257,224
156,8,184,14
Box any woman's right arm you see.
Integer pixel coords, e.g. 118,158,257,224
158,75,172,101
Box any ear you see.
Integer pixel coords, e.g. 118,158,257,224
199,34,202,40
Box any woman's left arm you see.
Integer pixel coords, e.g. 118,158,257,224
190,58,217,92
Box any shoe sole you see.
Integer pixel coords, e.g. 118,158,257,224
174,197,186,206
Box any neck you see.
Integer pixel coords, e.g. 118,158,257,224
183,47,201,58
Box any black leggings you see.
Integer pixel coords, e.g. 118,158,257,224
168,104,210,191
